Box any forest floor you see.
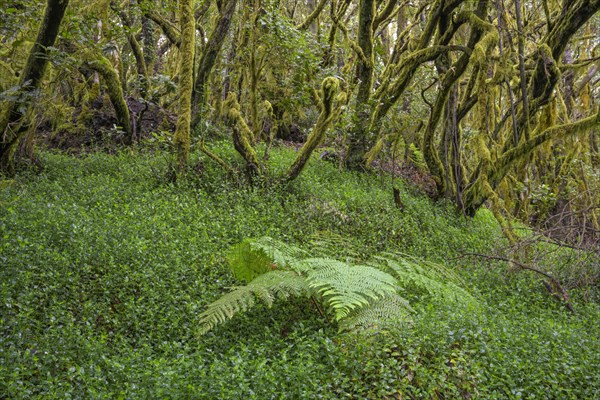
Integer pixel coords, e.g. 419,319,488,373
1,142,599,398
39,97,177,154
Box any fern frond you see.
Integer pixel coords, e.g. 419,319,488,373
228,237,307,282
309,231,362,262
228,240,273,282
340,293,414,332
250,236,308,268
201,237,479,336
197,270,310,335
306,260,398,321
396,252,467,287
373,253,477,306
288,257,344,274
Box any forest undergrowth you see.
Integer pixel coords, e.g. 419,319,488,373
1,143,598,399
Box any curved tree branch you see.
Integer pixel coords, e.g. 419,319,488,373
296,0,329,30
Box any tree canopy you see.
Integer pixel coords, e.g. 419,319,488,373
1,0,599,227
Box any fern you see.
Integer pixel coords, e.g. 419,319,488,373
228,240,273,282
249,236,308,267
198,236,478,335
305,260,398,320
373,252,477,306
340,294,413,332
198,270,310,335
228,236,307,282
308,231,362,262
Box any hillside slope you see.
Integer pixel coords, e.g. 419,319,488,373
1,145,598,398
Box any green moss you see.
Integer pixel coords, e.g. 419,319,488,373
85,54,133,144
224,92,262,173
286,77,340,181
172,0,195,175
464,109,599,213
296,0,328,30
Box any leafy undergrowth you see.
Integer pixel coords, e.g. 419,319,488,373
1,143,598,398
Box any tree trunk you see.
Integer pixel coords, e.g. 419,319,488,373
422,1,492,198
297,0,328,32
144,9,181,47
525,0,599,123
0,0,69,175
464,0,600,214
142,15,157,73
286,77,340,181
344,0,375,170
173,0,196,175
514,0,529,142
192,0,238,127
463,109,600,215
85,54,133,144
114,3,149,98
223,93,262,176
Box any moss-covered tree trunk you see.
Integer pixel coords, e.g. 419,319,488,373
344,0,375,170
297,0,328,32
365,0,455,159
513,0,529,143
223,93,262,176
85,54,133,145
113,3,149,98
422,1,493,198
192,0,238,128
248,23,260,142
0,0,69,175
141,15,157,73
286,77,341,181
173,0,196,175
463,109,600,215
144,9,181,47
463,0,600,215
322,0,352,67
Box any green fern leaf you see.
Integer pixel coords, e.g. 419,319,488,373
228,239,273,283
373,253,477,306
286,257,339,274
200,237,479,336
249,236,308,268
309,231,362,262
306,260,398,321
228,237,307,282
340,293,413,332
198,270,310,335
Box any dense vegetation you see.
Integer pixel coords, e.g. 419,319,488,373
1,0,599,398
2,0,599,218
1,146,599,398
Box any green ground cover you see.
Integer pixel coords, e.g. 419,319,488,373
1,144,598,398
